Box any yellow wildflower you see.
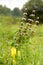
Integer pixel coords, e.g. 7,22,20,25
11,47,16,57
18,50,21,57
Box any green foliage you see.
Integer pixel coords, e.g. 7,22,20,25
23,0,43,8
0,5,23,17
12,8,23,17
0,15,43,65
0,5,11,16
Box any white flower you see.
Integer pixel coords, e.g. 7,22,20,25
25,8,27,11
22,18,26,21
26,23,32,27
32,10,35,13
30,14,35,17
23,13,28,15
35,21,39,23
37,17,39,19
28,19,33,22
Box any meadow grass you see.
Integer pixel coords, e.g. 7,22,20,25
0,16,43,65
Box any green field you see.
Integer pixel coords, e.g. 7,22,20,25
0,16,43,65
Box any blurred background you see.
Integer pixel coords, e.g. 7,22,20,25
0,0,43,21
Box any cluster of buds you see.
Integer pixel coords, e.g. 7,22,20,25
22,8,39,25
14,22,34,47
11,8,40,65
13,8,39,48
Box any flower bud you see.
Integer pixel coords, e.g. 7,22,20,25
26,23,29,26
30,14,35,17
21,22,24,26
22,18,26,21
26,22,32,26
14,37,16,40
32,10,35,13
25,33,28,36
18,28,21,32
24,30,27,33
20,26,23,29
28,28,31,30
15,43,19,47
35,20,39,25
25,27,27,30
37,17,39,20
23,13,28,16
25,8,28,11
28,19,33,23
31,29,34,33
19,33,23,36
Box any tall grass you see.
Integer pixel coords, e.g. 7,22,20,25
0,15,43,65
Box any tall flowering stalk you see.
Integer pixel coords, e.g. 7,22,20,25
11,8,39,65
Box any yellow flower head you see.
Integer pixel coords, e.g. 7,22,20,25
11,47,16,57
18,50,21,57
